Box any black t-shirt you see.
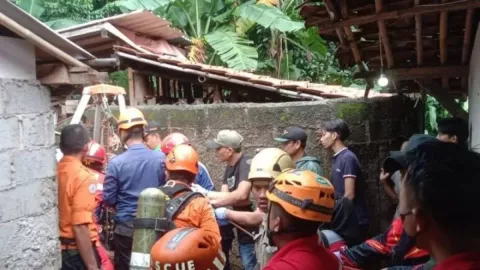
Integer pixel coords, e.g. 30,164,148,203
222,154,258,244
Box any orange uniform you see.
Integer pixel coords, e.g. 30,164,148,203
171,187,221,244
57,156,99,249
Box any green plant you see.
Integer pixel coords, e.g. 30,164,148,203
424,95,469,135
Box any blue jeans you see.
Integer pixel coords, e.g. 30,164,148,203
239,243,257,270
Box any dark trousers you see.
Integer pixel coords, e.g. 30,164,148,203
61,248,100,270
114,233,133,270
221,238,233,270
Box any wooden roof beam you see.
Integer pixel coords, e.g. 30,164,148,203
415,0,423,66
375,0,394,68
316,0,480,32
354,65,469,80
440,0,449,88
461,9,474,88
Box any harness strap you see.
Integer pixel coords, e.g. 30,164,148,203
270,187,333,215
133,217,173,233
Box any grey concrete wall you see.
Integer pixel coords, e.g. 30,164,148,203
138,96,422,268
0,79,59,269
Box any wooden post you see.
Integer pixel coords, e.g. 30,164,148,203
415,0,423,66
462,9,474,88
128,68,135,106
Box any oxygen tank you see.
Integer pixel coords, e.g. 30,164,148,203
130,188,169,270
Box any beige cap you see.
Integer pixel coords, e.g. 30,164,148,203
206,130,244,149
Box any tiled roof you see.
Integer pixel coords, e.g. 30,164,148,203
113,45,393,100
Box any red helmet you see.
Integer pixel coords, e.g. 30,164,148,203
83,140,107,165
161,132,190,154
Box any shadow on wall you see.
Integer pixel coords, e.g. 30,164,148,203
105,96,422,269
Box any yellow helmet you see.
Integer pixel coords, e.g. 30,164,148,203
248,148,295,181
117,107,147,130
267,170,335,222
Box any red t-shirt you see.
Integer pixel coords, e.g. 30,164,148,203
434,252,480,270
264,235,341,270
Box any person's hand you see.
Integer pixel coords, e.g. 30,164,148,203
215,207,228,219
379,169,390,184
191,183,209,196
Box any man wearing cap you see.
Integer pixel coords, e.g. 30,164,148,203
274,126,324,176
143,121,162,151
193,130,258,270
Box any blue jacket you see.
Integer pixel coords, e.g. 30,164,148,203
197,162,215,191
103,144,166,224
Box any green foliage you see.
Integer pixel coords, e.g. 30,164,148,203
234,2,304,33
109,70,129,91
205,27,258,70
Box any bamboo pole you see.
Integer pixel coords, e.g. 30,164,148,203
461,9,474,88
415,0,423,66
0,13,87,67
440,0,449,88
316,0,480,32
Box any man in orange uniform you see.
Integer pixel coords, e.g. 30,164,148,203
57,124,100,270
82,141,114,270
158,144,221,243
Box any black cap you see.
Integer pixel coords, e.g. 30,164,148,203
382,134,438,173
144,121,161,137
274,127,307,144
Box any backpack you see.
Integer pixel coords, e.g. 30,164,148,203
133,183,204,239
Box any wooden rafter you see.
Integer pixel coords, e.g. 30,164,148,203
461,9,474,88
316,0,480,32
440,0,449,88
415,0,423,66
323,0,374,97
375,0,394,68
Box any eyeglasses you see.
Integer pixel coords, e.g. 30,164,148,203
400,210,413,222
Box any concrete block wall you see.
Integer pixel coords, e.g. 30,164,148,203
137,96,422,269
0,79,60,269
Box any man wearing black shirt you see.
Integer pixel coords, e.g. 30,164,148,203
194,130,258,270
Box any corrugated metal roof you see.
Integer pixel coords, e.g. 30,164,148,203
113,45,393,100
0,0,95,60
57,10,189,44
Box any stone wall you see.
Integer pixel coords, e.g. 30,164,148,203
139,96,422,269
0,79,59,269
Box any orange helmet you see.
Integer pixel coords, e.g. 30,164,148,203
166,144,199,175
162,133,190,154
117,107,147,130
83,140,107,165
266,170,335,222
151,227,225,270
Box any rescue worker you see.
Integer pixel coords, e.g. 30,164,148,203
82,141,114,270
214,148,295,269
103,107,167,270
263,170,340,270
150,227,226,270
161,144,220,243
194,130,258,270
274,126,324,176
144,121,162,151
160,132,215,191
57,124,101,270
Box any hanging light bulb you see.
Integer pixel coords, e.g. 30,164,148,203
378,73,389,87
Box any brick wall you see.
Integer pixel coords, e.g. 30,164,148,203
0,79,60,269
137,95,423,269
